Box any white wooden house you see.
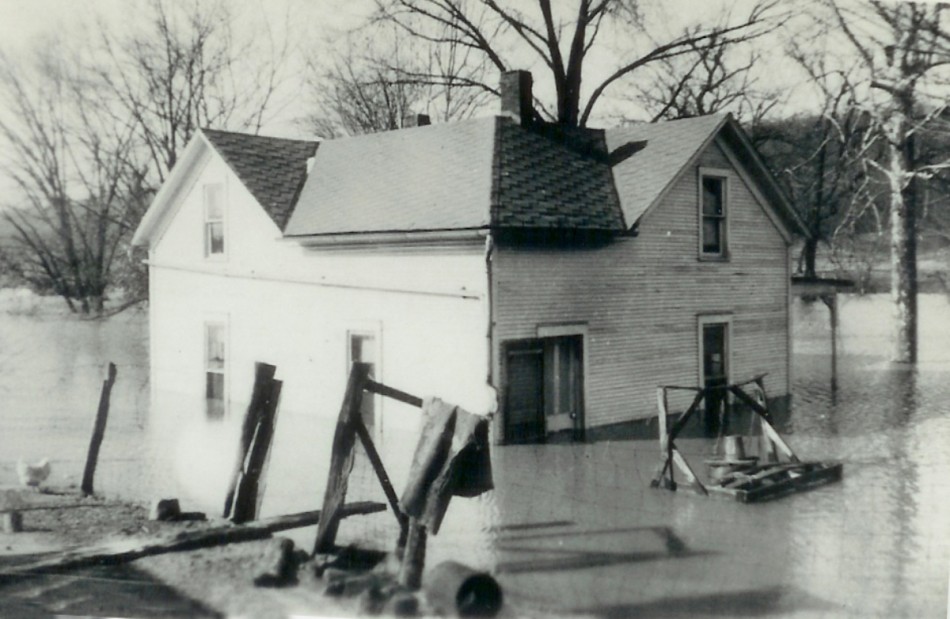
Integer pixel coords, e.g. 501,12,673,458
132,71,805,512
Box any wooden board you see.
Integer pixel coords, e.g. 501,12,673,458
0,502,386,579
706,462,842,503
313,363,371,554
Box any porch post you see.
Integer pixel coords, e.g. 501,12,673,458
821,294,838,395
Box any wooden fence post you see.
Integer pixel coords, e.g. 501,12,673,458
821,294,839,395
231,377,283,523
81,362,117,496
224,363,277,519
398,518,427,590
313,362,371,555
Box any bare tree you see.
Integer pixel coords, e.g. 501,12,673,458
827,0,950,363
305,28,432,137
628,32,780,139
307,55,424,138
0,0,287,313
374,0,785,127
756,36,878,279
99,0,289,182
305,23,494,137
0,45,150,315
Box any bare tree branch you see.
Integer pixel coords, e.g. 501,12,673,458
374,0,785,127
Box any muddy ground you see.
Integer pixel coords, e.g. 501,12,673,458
0,487,465,619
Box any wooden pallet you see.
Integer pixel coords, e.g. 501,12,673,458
651,376,843,503
706,461,844,503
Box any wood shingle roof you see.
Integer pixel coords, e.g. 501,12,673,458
191,113,801,243
283,117,625,238
201,129,318,230
493,119,624,231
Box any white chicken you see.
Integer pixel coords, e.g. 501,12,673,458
16,457,51,489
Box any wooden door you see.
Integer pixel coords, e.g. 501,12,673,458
543,336,584,441
504,344,545,443
504,336,585,444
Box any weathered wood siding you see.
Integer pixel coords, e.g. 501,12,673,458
491,137,792,430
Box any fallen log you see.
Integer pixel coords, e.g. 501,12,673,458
0,501,386,579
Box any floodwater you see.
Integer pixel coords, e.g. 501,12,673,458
1,291,949,617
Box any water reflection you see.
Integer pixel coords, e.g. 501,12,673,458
430,295,950,617
1,293,949,617
0,304,154,498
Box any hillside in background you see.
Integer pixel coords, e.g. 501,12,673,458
801,230,950,295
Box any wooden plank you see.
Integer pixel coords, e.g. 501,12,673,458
231,378,283,524
738,463,842,503
720,463,812,489
671,449,707,495
660,385,704,392
759,419,800,463
364,379,423,408
313,362,371,554
656,388,668,456
81,363,117,496
729,384,775,425
224,363,278,518
668,391,705,442
252,379,284,519
0,502,387,578
730,384,799,463
353,417,408,532
397,517,427,590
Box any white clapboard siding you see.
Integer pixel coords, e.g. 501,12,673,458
147,148,492,514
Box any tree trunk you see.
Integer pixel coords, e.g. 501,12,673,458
90,295,105,315
889,138,918,364
802,237,819,278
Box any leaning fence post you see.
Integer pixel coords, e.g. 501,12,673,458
81,362,117,496
398,517,428,590
224,363,277,519
313,362,371,555
231,376,283,523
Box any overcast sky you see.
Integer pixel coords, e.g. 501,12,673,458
0,0,940,134
0,0,373,54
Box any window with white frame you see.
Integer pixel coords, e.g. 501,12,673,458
700,170,728,258
203,183,225,257
205,322,227,419
348,332,378,436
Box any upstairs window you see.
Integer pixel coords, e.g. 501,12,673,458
205,322,227,419
204,183,225,257
700,172,727,258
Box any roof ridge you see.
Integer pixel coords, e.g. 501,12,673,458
315,116,494,145
607,112,728,132
201,127,318,146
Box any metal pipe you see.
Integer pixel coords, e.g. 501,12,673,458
424,561,503,617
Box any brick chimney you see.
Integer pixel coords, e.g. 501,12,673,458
500,70,533,126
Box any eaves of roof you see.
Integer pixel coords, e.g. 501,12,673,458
606,113,807,240
201,128,318,230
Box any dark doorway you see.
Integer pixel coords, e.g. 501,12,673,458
504,336,584,443
702,322,729,437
